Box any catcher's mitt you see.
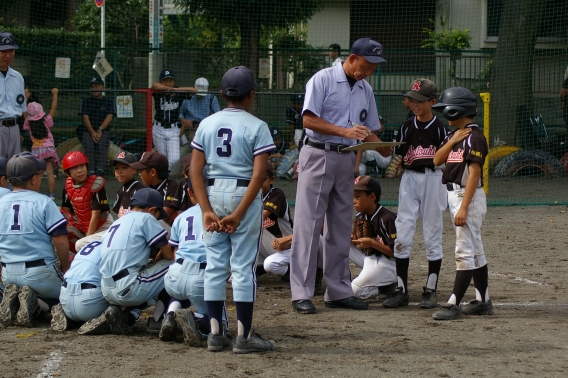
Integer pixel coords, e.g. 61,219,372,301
352,219,376,256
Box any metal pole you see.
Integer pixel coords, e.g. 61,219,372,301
101,2,105,58
480,92,490,195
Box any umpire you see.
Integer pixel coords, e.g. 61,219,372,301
290,38,390,314
0,32,25,159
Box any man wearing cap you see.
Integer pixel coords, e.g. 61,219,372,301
0,32,26,159
79,77,116,176
290,37,391,314
151,70,197,171
0,152,69,327
179,77,220,144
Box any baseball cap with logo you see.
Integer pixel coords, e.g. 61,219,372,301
130,188,169,219
160,69,175,81
195,77,209,96
221,66,258,97
89,77,105,86
0,32,18,51
113,151,138,166
130,151,169,172
350,38,387,64
270,127,282,139
290,94,305,104
7,152,46,184
405,78,437,102
27,102,46,121
0,156,7,177
354,175,382,200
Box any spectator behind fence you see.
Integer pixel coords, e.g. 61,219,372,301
78,77,116,176
286,94,304,147
0,32,26,160
151,70,196,171
23,89,60,200
179,77,220,144
329,43,342,67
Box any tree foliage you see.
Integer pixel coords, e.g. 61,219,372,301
173,0,323,75
422,20,472,52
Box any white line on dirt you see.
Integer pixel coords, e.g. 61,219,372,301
490,271,550,286
37,349,63,378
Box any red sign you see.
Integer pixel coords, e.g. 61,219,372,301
95,0,104,7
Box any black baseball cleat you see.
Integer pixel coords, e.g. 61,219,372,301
292,299,316,314
432,303,463,320
419,287,438,309
324,296,369,310
382,287,409,308
159,312,177,342
461,300,494,316
0,284,19,327
175,308,206,347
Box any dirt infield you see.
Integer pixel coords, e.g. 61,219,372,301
1,205,567,377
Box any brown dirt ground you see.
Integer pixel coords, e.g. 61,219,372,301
1,204,568,377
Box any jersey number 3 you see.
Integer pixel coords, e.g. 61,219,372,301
216,128,232,157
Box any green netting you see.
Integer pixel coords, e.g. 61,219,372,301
1,0,567,205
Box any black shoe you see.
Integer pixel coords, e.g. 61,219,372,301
314,267,324,296
159,313,177,342
292,300,316,314
324,296,369,310
377,283,397,301
382,287,410,308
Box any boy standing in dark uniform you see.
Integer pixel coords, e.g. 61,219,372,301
112,151,144,218
432,87,492,320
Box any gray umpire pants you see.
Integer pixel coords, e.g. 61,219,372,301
0,124,21,159
82,129,110,173
290,144,356,302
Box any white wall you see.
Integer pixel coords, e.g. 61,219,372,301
306,1,350,50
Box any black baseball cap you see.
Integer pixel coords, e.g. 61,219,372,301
160,69,175,81
405,78,437,102
0,156,7,176
0,32,18,50
130,151,169,172
89,77,105,86
113,151,138,166
221,66,258,97
290,93,305,104
130,188,168,219
270,127,282,139
354,175,382,200
7,152,46,184
350,38,387,64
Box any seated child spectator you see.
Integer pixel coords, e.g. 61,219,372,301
0,153,69,327
60,151,113,254
285,94,305,147
349,176,397,300
268,127,289,169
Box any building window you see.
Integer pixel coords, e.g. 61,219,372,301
487,0,567,41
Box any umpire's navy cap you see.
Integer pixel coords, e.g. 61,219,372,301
0,32,18,51
221,66,258,97
130,188,169,220
0,156,7,177
350,38,387,64
354,175,382,200
7,152,46,184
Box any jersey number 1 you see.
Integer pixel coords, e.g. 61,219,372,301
11,204,21,231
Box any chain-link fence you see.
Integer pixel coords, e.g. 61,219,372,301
2,0,568,205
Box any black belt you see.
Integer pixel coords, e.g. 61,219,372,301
63,281,97,290
207,178,250,187
305,139,353,153
0,119,17,127
407,166,434,173
176,258,207,269
1,258,45,268
112,268,130,282
446,183,465,191
155,121,178,129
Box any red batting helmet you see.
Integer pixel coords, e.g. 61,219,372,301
62,151,89,171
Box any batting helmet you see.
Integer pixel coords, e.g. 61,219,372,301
62,151,89,171
431,87,477,121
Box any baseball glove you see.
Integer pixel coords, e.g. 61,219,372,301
352,219,376,256
385,154,403,178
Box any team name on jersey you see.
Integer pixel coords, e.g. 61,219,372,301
403,145,437,164
471,150,483,158
263,218,275,229
160,98,179,111
447,148,464,163
265,201,278,210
